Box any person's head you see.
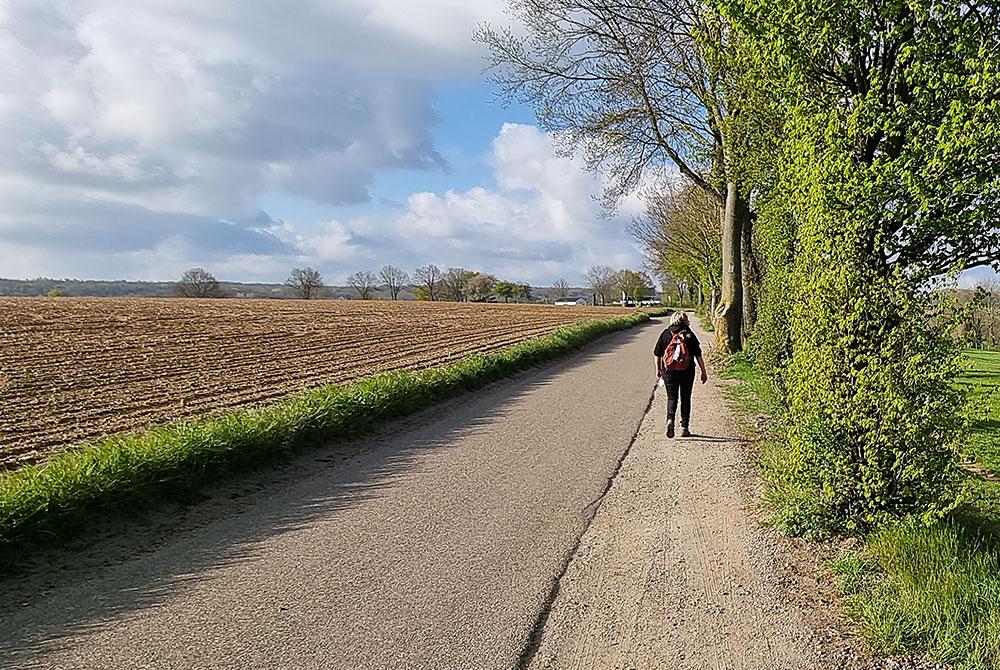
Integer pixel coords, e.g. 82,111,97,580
669,311,690,328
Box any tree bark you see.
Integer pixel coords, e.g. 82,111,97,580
714,182,745,353
741,210,762,340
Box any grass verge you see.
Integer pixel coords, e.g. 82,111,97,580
724,353,1000,670
830,486,1000,669
958,349,1000,475
0,311,654,551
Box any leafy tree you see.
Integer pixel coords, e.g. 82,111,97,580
584,265,616,306
176,267,223,298
286,267,324,300
379,265,409,300
466,273,498,302
442,267,476,302
724,0,1000,282
714,0,1000,531
614,269,653,304
347,271,378,300
631,184,722,313
967,280,1000,349
494,281,516,303
515,283,533,303
413,265,443,301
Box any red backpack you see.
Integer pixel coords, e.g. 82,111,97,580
662,330,692,371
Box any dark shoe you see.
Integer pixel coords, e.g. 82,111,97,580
666,422,675,438
681,427,692,437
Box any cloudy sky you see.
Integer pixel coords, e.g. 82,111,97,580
0,0,648,285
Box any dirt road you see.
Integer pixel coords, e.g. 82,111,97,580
527,322,841,669
0,318,856,669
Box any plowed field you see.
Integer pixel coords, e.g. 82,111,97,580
0,298,631,468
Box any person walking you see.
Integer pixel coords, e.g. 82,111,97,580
654,311,708,437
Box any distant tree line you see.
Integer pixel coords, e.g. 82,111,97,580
174,264,539,302
175,263,656,304
963,280,1000,350
3,264,657,305
408,265,532,303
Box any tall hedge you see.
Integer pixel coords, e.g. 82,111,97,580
773,127,962,535
715,0,998,535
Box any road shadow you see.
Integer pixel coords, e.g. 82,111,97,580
681,434,743,443
0,322,657,667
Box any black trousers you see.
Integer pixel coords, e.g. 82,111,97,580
663,367,695,427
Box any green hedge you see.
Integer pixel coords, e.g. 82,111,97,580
0,311,652,547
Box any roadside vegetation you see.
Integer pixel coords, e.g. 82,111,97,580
0,311,658,556
726,349,1000,669
480,0,999,666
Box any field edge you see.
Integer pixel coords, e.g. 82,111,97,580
0,310,662,554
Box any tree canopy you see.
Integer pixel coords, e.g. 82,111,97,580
175,268,223,298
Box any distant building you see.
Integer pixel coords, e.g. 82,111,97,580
620,292,660,307
555,297,590,306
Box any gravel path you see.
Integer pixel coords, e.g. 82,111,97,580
0,316,888,669
526,318,833,669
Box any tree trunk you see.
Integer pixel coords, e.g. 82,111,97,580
741,211,762,341
714,182,745,353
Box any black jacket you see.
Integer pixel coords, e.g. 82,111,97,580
654,325,702,373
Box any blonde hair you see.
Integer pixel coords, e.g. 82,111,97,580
669,310,690,327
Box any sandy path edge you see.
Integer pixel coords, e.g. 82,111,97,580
523,318,877,670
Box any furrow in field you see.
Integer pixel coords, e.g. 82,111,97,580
1,299,632,467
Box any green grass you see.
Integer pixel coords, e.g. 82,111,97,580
831,486,1000,669
958,349,1000,475
721,354,785,420
721,354,824,536
0,311,651,551
724,352,1000,669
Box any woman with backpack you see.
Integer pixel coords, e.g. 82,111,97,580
654,311,708,438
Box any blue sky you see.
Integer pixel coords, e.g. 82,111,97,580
0,1,645,286
0,1,991,288
260,82,539,224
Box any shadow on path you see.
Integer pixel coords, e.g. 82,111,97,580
681,434,743,443
0,323,657,667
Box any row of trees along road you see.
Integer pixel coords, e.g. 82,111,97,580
479,1,752,353
582,265,654,305
481,2,1000,533
175,265,536,302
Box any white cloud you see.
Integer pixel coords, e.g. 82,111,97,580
296,124,645,284
0,3,645,285
0,0,500,222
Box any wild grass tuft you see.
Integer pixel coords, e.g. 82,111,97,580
0,311,650,549
832,509,1000,669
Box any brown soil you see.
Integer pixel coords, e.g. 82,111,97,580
0,298,628,467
